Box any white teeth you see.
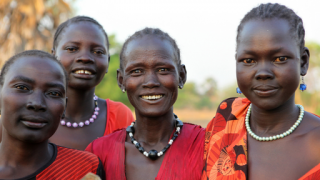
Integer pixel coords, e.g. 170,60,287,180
141,95,163,100
75,70,92,75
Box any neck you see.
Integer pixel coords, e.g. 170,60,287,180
250,96,300,136
0,131,52,168
134,108,175,145
65,87,96,122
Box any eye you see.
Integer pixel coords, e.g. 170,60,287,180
47,91,62,97
132,69,142,74
15,85,28,91
66,47,78,52
242,59,256,64
274,56,288,62
93,50,105,55
158,68,169,72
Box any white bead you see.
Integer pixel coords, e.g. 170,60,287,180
143,152,148,157
159,151,163,155
276,135,280,139
177,127,180,131
133,141,138,145
169,140,173,145
272,136,276,140
266,137,269,141
131,122,134,126
129,133,133,137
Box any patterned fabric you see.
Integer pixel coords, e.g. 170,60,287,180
202,97,320,180
104,99,134,136
86,123,205,180
4,143,105,180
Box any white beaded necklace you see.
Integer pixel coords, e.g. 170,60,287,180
245,104,304,141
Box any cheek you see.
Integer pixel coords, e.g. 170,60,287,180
236,64,252,89
277,65,300,90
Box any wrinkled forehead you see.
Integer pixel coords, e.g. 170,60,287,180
123,35,178,68
5,56,66,87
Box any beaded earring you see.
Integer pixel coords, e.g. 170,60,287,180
178,85,183,89
236,87,242,94
300,76,307,91
122,89,126,93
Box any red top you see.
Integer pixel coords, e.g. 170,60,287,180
202,97,320,180
104,99,134,136
0,143,105,180
86,123,205,180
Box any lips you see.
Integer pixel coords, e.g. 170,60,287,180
141,95,163,100
21,117,48,129
71,68,96,79
253,85,279,97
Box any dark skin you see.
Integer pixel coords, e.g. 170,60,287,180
0,56,66,179
236,19,320,180
117,35,186,180
50,22,109,150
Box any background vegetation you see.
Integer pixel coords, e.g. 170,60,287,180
1,0,319,125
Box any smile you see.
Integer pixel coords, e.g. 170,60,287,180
141,95,163,100
74,70,92,75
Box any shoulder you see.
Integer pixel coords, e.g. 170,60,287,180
107,99,132,113
37,144,101,179
88,129,126,152
56,145,100,165
206,97,250,130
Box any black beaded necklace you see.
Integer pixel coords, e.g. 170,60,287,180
126,114,183,160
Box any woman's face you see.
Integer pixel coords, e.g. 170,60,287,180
236,19,309,110
53,22,109,90
118,35,186,117
1,56,66,143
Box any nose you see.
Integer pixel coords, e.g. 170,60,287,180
254,62,274,80
76,51,94,64
142,71,160,88
26,91,47,112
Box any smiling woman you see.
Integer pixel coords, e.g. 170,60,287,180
49,16,134,150
86,28,205,180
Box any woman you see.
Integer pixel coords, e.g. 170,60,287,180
86,28,205,180
202,3,320,180
49,16,134,150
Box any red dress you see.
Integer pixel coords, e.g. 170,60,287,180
201,97,320,180
103,99,134,135
86,123,205,180
0,143,105,180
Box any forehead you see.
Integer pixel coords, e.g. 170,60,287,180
124,35,176,66
58,22,107,47
5,56,66,86
237,19,299,52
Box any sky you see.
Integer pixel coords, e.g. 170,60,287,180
75,0,320,89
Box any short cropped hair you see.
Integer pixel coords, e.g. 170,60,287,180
0,50,68,85
237,3,305,54
119,27,181,71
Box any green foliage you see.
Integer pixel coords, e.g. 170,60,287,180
95,35,133,109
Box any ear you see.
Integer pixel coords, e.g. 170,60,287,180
117,69,125,90
300,47,310,76
178,64,187,87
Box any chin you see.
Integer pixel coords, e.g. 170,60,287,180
139,108,169,118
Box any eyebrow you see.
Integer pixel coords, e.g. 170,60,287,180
243,47,284,55
65,41,106,49
45,82,65,91
10,76,65,91
10,76,35,84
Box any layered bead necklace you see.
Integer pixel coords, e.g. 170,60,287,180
245,104,304,141
60,94,100,128
126,114,183,160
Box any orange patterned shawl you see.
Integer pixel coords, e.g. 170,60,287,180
202,97,320,180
